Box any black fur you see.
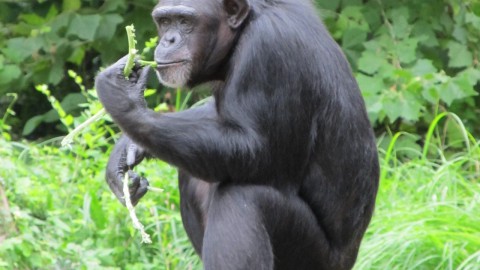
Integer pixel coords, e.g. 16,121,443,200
96,0,379,269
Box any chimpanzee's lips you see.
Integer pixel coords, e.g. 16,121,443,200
156,60,187,68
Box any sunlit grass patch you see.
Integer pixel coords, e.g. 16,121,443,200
1,112,479,269
356,114,480,270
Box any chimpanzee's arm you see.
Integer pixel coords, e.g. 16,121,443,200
96,58,265,182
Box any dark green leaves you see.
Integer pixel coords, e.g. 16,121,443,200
0,65,21,85
447,41,473,68
322,0,480,133
2,37,42,63
67,14,102,41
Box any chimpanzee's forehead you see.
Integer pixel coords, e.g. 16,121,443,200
152,4,196,16
156,0,219,8
154,0,222,17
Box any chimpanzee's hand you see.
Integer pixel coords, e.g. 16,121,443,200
106,135,149,206
95,56,150,117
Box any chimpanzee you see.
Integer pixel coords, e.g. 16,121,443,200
95,0,379,269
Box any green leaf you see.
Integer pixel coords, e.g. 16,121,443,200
19,13,46,26
440,12,454,33
45,4,59,21
0,65,22,85
358,51,382,75
100,0,127,13
412,21,439,47
396,39,418,64
356,73,384,95
66,14,101,41
452,25,468,44
50,13,72,33
391,13,410,39
342,28,367,49
388,7,410,38
422,86,440,104
356,74,384,122
43,109,60,123
23,115,45,136
60,93,87,112
2,37,42,63
460,68,480,85
89,191,107,230
440,73,478,105
95,14,123,41
411,59,437,76
67,47,85,65
341,0,362,8
63,0,81,12
383,91,423,122
316,0,340,11
144,89,157,97
154,102,169,112
48,61,64,85
339,6,369,32
466,13,480,31
447,41,473,68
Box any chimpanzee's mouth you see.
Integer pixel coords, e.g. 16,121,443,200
156,60,187,68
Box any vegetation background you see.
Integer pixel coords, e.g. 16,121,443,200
0,0,479,269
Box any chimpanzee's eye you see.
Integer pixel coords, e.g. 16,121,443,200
179,16,193,32
158,18,171,27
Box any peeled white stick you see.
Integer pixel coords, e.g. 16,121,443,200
61,108,106,147
123,173,152,244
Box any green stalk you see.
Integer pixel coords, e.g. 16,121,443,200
123,25,137,78
61,108,106,147
62,25,157,147
139,60,157,68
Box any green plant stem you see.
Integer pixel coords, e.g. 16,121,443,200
123,25,137,78
138,60,157,68
61,108,106,147
1,93,18,126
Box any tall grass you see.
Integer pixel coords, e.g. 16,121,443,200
356,113,480,269
0,135,201,269
0,112,479,269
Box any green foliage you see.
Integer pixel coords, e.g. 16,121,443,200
356,116,480,269
0,88,200,269
318,0,480,134
2,103,480,268
0,139,201,269
0,93,17,141
0,0,158,137
1,0,479,138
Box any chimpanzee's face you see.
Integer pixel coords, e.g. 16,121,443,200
152,0,240,88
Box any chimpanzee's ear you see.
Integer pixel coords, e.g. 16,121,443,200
223,0,250,29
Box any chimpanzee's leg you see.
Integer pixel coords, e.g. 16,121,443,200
178,170,217,255
201,184,329,270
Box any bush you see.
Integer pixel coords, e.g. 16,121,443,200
0,0,158,137
1,0,479,139
318,0,480,135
